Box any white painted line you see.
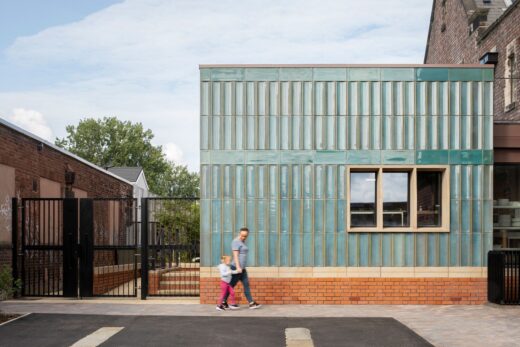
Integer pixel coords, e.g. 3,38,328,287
285,327,314,347
0,313,31,327
70,327,124,347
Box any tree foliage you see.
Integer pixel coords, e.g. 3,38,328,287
56,117,199,197
0,265,21,300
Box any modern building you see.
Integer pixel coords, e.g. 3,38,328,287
425,0,520,250
199,65,493,304
0,118,133,267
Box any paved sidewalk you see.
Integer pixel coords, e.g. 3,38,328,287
1,299,520,347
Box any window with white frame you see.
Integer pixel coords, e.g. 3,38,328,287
347,166,449,232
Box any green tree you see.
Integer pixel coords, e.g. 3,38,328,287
56,117,199,197
157,163,199,198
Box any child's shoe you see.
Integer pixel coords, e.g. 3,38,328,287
216,304,226,311
228,304,240,310
221,302,229,309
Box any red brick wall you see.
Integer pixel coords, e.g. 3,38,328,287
0,124,132,200
425,0,473,65
425,0,520,121
93,269,139,295
0,246,10,269
200,277,487,305
0,123,133,268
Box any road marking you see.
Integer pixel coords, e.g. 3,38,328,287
70,327,124,347
0,313,31,327
285,327,314,347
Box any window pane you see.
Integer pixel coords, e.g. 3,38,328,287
383,172,410,227
417,172,442,227
350,172,376,227
494,165,520,249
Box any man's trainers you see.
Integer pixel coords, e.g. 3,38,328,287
221,302,229,309
249,301,262,309
216,304,226,311
228,304,240,310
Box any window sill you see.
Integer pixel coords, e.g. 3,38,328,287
505,102,516,113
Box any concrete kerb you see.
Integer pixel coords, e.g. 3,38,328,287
2,297,200,305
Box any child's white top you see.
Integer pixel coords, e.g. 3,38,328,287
218,263,238,283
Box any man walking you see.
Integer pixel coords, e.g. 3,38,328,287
223,227,262,309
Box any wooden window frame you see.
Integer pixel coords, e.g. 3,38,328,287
346,165,450,232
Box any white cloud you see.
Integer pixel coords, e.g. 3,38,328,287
163,142,185,165
0,0,432,172
7,108,54,142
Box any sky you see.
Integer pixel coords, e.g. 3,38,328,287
0,0,433,172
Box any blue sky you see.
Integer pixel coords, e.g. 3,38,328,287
0,1,123,50
0,0,433,172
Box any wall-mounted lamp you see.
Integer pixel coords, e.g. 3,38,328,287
480,52,499,65
37,142,44,151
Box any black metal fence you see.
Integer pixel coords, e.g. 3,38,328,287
12,197,199,299
18,198,77,297
488,250,520,305
80,198,139,297
141,198,200,298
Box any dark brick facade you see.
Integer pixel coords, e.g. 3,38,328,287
425,0,520,121
0,121,133,267
0,123,132,200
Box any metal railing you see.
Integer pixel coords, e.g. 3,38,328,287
12,197,200,299
488,250,520,305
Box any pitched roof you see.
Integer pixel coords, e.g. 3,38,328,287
107,166,143,182
424,0,518,62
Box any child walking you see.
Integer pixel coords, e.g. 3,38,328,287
216,255,240,311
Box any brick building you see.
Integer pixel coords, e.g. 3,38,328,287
0,118,133,267
425,0,520,250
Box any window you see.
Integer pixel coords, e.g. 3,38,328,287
504,41,517,111
493,165,520,249
383,172,410,227
350,172,377,227
347,166,449,232
417,171,442,227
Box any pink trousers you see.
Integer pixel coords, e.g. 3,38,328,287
218,280,236,304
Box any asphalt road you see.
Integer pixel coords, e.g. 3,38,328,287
0,313,433,347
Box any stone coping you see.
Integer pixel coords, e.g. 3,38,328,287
199,266,487,278
94,264,141,275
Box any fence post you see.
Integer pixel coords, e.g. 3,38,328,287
11,198,18,295
140,198,148,300
63,198,78,297
79,199,94,297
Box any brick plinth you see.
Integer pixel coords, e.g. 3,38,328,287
200,277,487,305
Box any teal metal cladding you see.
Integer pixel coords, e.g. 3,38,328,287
200,66,494,267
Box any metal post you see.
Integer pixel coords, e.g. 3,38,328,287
63,198,78,297
79,199,94,297
140,198,149,300
11,198,18,295
20,199,25,296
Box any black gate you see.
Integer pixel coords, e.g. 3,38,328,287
488,250,520,305
80,198,139,297
18,198,78,297
141,198,200,298
13,197,198,299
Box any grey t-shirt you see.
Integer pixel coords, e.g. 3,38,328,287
231,237,248,269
